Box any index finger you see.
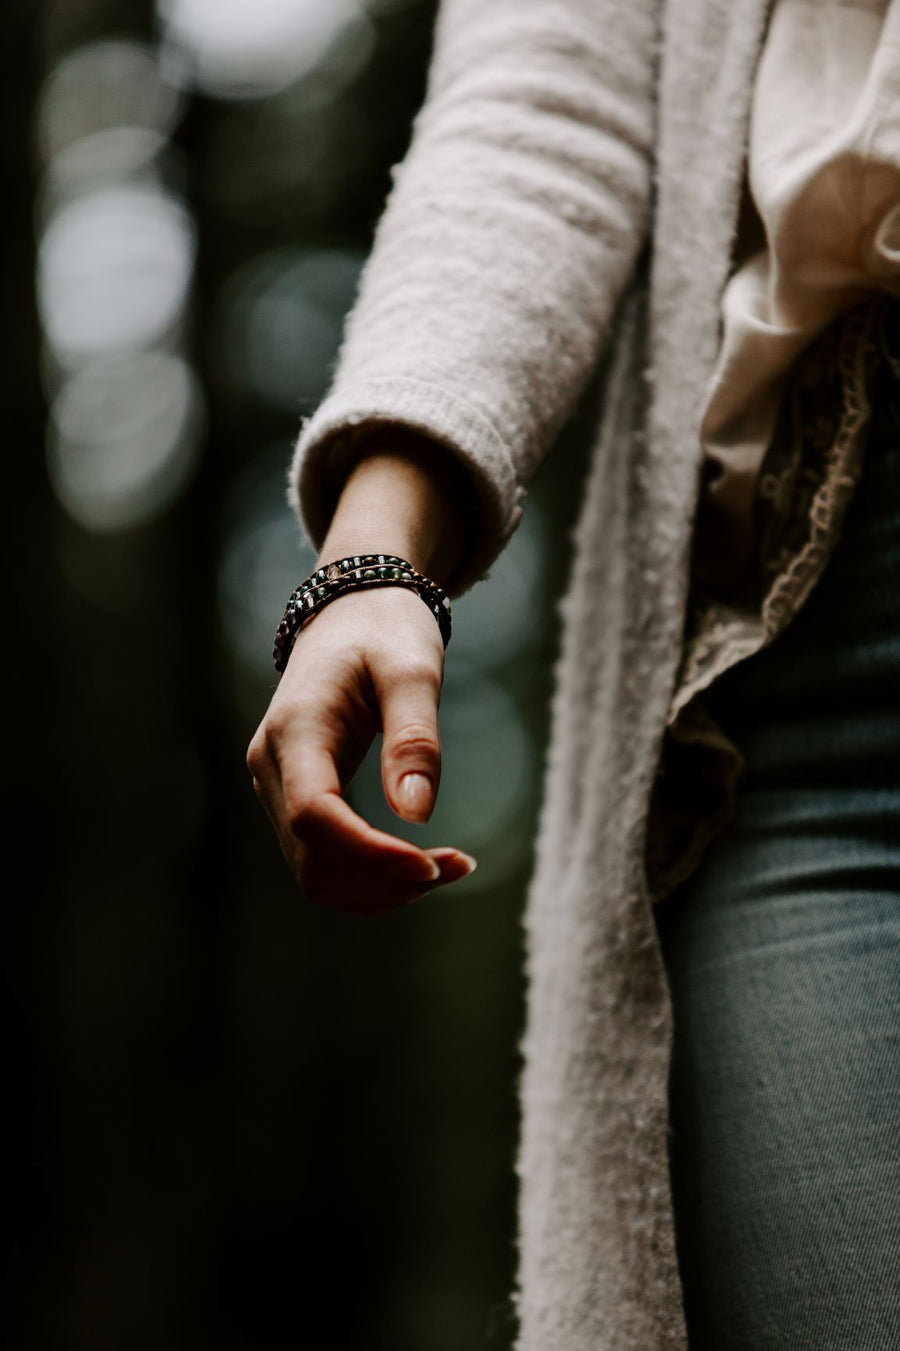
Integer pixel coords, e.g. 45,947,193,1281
266,721,447,909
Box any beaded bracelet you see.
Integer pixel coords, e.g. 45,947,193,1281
273,553,452,673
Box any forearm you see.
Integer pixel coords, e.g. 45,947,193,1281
317,429,478,587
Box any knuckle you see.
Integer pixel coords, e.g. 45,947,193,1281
389,722,440,761
262,706,297,743
246,730,269,776
250,703,312,759
284,795,320,839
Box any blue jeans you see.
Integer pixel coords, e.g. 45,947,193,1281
654,342,900,1347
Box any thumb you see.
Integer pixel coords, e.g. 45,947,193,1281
378,662,442,825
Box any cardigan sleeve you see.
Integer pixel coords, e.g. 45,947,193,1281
291,0,660,595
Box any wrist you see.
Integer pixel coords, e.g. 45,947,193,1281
318,429,477,586
273,551,452,671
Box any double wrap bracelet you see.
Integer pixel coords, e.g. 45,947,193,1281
273,553,452,673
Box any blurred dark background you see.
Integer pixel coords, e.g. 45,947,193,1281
6,1,595,1346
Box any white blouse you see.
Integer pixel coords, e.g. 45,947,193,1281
699,0,900,585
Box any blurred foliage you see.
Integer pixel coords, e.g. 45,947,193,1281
8,1,598,1347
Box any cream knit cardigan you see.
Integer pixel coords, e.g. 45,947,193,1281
292,1,775,1346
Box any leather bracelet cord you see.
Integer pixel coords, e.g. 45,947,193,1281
273,553,452,673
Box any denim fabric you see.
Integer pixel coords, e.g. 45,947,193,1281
654,347,900,1348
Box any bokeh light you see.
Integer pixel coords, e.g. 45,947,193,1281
45,126,169,196
46,352,203,531
218,447,317,678
159,0,374,100
449,505,547,675
38,185,194,365
218,246,364,410
37,39,182,163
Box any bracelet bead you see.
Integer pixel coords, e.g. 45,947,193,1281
272,553,452,672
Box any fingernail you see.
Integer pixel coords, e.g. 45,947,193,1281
427,847,478,876
397,772,433,822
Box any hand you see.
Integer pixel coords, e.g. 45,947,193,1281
247,582,476,916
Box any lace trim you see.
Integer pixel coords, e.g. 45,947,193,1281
645,299,884,902
757,304,879,632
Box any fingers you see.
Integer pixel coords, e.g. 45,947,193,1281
375,656,443,825
250,717,442,912
343,848,477,919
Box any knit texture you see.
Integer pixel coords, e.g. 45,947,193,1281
292,1,775,1347
293,0,658,596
